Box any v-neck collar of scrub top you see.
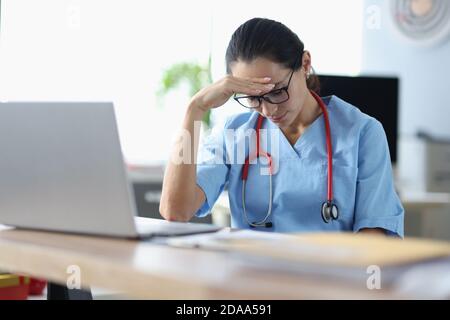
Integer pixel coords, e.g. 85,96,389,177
263,95,334,161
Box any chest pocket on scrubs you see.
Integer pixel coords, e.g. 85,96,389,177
271,160,358,231
329,164,358,225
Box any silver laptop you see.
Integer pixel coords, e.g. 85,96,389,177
0,102,221,239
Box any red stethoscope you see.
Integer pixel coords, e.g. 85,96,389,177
241,90,339,228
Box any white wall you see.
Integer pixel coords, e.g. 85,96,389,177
0,0,364,165
361,0,450,138
0,0,212,165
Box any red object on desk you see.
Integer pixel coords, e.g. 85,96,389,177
0,275,30,300
28,278,47,296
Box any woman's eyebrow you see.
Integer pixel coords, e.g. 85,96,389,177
272,71,292,88
272,81,286,89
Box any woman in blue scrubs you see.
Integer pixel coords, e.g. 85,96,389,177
160,18,404,237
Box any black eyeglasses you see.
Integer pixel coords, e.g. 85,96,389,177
233,68,296,109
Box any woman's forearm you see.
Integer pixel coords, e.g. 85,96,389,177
159,99,206,221
159,76,273,222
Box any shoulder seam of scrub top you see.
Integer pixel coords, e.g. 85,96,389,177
225,111,254,128
291,94,334,156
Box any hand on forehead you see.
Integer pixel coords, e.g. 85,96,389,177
230,57,293,87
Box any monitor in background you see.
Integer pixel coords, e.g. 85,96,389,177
318,75,399,164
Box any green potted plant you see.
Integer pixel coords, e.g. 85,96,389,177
158,57,213,128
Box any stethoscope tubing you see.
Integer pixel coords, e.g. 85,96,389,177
241,90,337,227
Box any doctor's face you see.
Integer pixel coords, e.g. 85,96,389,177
230,57,309,129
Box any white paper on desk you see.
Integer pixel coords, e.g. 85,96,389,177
167,229,357,259
0,225,14,231
166,229,289,250
391,258,450,299
167,230,370,283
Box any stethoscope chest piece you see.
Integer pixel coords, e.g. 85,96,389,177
321,201,339,223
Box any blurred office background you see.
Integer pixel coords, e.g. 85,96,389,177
0,0,449,238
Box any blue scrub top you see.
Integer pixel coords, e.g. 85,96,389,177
195,95,404,237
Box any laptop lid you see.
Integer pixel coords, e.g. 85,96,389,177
0,102,140,238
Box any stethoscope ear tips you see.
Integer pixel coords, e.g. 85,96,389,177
321,201,339,223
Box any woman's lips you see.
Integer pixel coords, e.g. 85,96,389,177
270,112,287,123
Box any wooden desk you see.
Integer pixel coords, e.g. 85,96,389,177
0,225,419,300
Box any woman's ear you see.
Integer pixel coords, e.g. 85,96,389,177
301,51,312,75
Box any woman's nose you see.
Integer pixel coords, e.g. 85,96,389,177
260,100,278,118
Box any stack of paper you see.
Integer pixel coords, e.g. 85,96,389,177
168,230,450,268
168,231,450,294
